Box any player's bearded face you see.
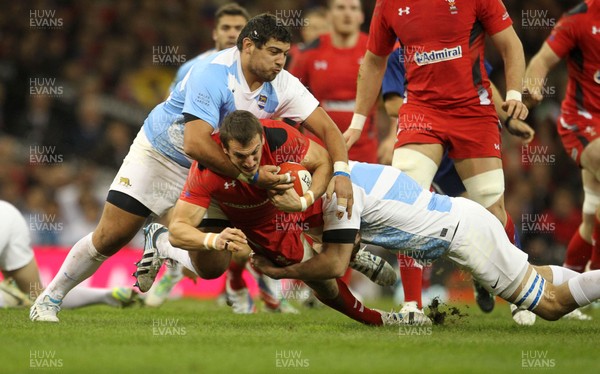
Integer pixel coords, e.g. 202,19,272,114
224,134,263,176
248,39,289,82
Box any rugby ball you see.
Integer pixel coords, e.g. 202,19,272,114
278,162,312,195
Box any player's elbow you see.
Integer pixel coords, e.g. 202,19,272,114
183,137,202,160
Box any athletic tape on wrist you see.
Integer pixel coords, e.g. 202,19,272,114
506,90,522,102
306,190,315,205
300,197,308,212
349,113,367,131
333,161,350,174
211,233,219,250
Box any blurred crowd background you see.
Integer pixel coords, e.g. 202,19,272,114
0,0,583,270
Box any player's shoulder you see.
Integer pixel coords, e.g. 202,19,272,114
261,120,304,151
0,200,21,218
192,48,236,75
566,1,590,16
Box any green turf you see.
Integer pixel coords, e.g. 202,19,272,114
2,299,598,373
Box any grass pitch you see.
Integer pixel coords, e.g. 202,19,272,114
2,298,598,373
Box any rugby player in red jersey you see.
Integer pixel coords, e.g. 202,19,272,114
290,0,379,163
135,110,406,325
525,0,600,320
343,0,532,320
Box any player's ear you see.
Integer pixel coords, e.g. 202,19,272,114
242,38,254,53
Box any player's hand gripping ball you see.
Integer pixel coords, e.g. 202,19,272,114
278,162,312,195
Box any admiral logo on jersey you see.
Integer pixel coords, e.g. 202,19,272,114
592,25,599,35
224,180,236,189
414,46,462,66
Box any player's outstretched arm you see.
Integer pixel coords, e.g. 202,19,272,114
524,42,561,108
490,82,535,144
490,27,528,121
344,50,388,149
169,199,247,252
250,242,354,281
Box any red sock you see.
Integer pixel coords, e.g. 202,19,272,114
314,279,383,325
504,212,516,245
397,253,423,308
564,229,592,272
422,265,432,290
591,217,600,270
227,260,246,290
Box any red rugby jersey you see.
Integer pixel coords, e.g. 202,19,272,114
546,0,600,118
180,119,322,264
289,33,378,162
368,0,512,108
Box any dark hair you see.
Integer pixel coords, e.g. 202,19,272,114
215,3,250,22
219,110,264,149
236,13,292,50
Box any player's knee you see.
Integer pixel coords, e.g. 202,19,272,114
462,169,505,209
582,186,600,215
93,226,137,256
392,148,438,189
581,140,600,172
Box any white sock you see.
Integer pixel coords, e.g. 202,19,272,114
157,232,198,276
41,232,109,303
567,270,600,307
61,286,118,308
549,265,580,285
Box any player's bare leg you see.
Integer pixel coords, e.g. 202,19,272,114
580,140,600,271
30,202,146,322
503,264,600,321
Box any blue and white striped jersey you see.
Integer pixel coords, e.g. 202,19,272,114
168,48,217,93
143,47,319,168
323,162,462,261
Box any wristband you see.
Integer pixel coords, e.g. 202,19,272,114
203,233,219,250
299,196,308,212
306,190,315,205
333,171,350,178
349,113,367,131
211,233,219,250
333,161,350,174
506,90,522,102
